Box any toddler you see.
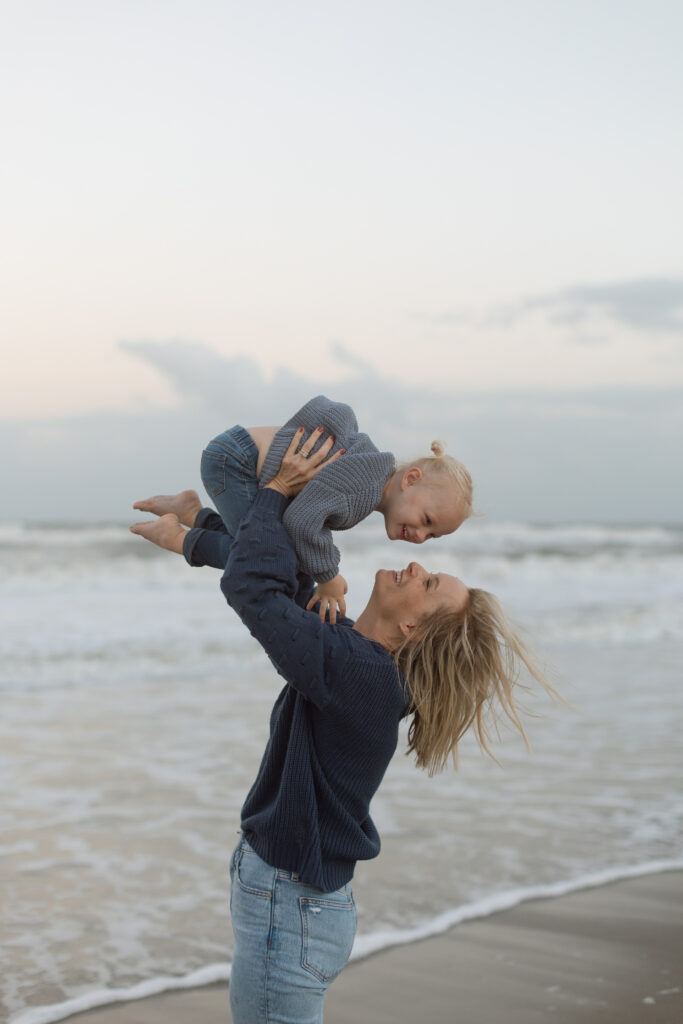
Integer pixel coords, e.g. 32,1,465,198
131,395,473,622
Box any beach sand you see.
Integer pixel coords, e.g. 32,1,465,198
63,870,682,1024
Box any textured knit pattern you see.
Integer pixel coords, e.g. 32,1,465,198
258,396,396,583
221,487,409,892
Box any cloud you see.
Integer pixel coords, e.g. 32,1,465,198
117,339,402,434
117,337,683,445
5,339,682,524
522,277,683,333
408,310,471,327
118,339,293,417
118,339,385,423
418,277,683,336
327,341,379,378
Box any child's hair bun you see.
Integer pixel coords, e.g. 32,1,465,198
430,440,445,458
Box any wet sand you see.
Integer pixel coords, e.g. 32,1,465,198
62,870,683,1024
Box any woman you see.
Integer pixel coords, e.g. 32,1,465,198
212,430,551,1023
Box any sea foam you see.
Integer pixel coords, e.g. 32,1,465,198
10,858,683,1024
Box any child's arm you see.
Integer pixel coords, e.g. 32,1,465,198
306,573,348,625
281,450,390,589
282,484,346,584
283,490,352,623
262,432,350,624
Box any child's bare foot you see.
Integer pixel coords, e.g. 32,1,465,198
130,513,187,554
132,490,202,528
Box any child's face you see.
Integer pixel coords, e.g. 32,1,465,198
382,469,468,544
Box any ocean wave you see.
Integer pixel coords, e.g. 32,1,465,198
8,965,231,1024
0,523,134,547
10,857,683,1024
2,519,682,559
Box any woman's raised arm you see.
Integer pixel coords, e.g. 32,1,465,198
220,487,354,709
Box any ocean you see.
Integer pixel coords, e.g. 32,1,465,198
2,515,683,1023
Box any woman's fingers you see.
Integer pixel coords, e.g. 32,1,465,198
310,431,335,464
309,433,345,476
287,425,323,458
297,425,326,461
285,427,306,457
289,426,345,465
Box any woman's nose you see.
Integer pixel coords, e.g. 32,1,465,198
407,562,424,575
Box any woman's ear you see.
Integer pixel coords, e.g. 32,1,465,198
401,466,423,490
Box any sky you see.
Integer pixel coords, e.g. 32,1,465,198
2,0,682,522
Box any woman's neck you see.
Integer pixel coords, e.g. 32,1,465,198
352,609,394,651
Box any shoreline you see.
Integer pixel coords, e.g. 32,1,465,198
11,864,683,1024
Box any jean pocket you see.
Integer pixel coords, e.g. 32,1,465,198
234,845,274,899
229,839,242,881
200,450,227,498
299,891,356,983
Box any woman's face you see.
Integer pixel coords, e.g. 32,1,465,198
373,561,469,626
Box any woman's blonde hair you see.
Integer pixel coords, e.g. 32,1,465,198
397,441,473,516
393,589,554,775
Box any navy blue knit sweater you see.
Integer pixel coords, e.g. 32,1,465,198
221,487,410,891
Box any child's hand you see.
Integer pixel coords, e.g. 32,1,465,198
307,574,348,625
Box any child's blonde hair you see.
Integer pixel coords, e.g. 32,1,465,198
397,441,473,516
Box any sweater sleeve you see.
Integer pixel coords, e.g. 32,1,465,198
282,481,350,583
220,488,353,708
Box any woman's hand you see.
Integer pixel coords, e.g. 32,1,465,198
307,574,348,624
264,427,344,500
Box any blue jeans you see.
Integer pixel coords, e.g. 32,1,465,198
183,426,259,569
229,837,357,1023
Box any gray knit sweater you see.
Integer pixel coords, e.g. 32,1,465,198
258,396,395,583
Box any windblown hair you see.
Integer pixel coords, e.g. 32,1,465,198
393,589,554,775
397,440,473,516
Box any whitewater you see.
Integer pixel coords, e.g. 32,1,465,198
2,515,682,1022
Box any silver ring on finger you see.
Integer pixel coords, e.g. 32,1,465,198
300,449,311,459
